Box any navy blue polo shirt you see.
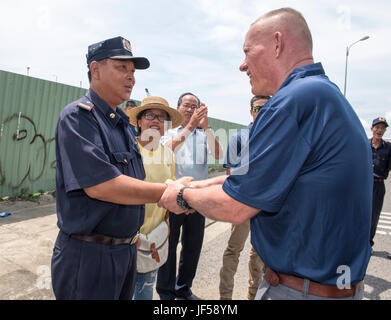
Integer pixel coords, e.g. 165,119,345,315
370,139,391,179
223,63,372,285
55,89,145,238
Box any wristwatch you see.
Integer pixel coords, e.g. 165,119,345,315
177,186,192,211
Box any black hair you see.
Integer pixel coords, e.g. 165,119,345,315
126,100,137,107
87,59,108,83
250,95,271,107
177,92,200,107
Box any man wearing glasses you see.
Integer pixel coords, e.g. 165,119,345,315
219,95,269,300
156,92,222,300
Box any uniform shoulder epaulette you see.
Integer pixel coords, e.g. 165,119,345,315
77,100,94,112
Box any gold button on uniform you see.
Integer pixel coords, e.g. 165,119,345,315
124,159,128,164
110,113,115,119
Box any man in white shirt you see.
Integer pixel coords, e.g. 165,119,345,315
156,92,222,300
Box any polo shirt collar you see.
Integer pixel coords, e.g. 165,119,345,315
278,62,325,92
87,89,128,128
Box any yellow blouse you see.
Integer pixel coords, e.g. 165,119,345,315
138,142,175,234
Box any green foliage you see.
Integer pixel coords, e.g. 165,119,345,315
18,188,42,202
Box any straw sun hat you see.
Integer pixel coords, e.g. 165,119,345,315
127,96,183,129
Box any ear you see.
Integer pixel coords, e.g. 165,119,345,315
274,31,283,58
89,61,100,80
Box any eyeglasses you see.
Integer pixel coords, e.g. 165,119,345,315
251,104,265,113
143,112,169,122
181,103,199,110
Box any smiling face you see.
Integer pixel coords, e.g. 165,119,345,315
90,58,136,108
177,94,199,126
371,123,387,140
137,108,169,137
239,22,276,96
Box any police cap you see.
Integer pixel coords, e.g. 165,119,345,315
86,36,150,69
372,117,388,128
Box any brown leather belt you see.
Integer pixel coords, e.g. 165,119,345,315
374,178,384,183
71,232,139,246
264,267,363,299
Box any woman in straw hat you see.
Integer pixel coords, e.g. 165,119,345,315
127,96,183,300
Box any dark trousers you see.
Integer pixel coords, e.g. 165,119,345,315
51,230,137,300
370,181,386,247
156,211,205,299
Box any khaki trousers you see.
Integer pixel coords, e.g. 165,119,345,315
219,220,264,300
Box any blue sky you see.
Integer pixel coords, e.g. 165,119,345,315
1,0,390,138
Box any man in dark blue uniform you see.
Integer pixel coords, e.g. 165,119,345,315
51,36,170,299
369,117,391,250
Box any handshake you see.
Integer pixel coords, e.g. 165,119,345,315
158,176,196,215
157,174,227,218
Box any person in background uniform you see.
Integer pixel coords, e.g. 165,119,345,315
158,8,372,300
127,96,183,300
369,117,391,254
124,99,138,112
219,95,269,300
124,99,139,136
156,92,223,300
51,36,183,300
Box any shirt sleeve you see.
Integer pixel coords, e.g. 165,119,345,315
223,133,237,168
56,108,122,193
223,107,311,212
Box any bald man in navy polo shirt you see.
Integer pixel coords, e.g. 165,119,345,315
159,8,372,300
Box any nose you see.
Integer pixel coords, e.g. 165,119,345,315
129,72,135,86
239,60,248,72
151,116,160,123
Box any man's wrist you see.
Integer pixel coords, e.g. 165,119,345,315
186,123,197,132
176,186,192,211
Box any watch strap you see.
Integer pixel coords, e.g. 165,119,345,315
177,186,192,211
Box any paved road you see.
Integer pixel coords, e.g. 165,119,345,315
0,178,390,300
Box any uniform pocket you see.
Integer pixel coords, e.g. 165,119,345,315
112,151,136,175
112,151,145,180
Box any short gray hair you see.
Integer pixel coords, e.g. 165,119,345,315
254,7,313,51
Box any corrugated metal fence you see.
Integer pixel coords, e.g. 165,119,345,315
0,70,245,197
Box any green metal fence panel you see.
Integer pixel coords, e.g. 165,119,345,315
0,70,245,197
0,70,87,197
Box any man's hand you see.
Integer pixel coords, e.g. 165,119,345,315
158,180,187,214
188,104,208,130
175,176,194,187
198,103,209,130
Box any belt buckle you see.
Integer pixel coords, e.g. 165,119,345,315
130,231,140,245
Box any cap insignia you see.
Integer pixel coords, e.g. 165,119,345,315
123,39,132,52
